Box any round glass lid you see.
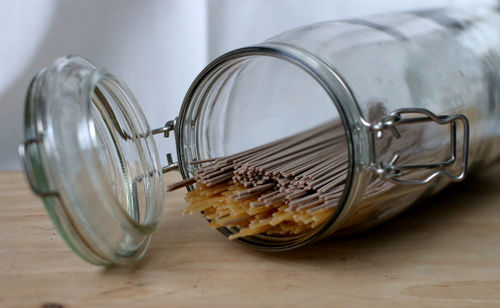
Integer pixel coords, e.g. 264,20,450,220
19,56,165,265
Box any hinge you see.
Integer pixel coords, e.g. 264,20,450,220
151,119,179,173
365,107,469,185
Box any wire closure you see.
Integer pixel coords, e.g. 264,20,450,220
151,119,176,138
18,136,114,264
151,119,179,173
18,138,59,197
366,107,470,185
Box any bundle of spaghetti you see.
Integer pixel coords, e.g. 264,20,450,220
167,121,349,239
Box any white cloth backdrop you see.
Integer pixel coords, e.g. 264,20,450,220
0,0,494,170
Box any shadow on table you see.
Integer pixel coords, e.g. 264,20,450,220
254,169,499,266
103,168,499,274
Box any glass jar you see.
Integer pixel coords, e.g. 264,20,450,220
19,7,500,265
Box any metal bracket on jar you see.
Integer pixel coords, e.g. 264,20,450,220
20,117,180,199
365,107,470,185
18,138,60,198
151,119,179,173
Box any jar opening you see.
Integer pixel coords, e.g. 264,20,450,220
177,47,353,249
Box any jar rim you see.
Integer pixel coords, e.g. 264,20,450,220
176,43,371,249
20,55,164,265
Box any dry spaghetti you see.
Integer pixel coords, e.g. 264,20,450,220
167,121,348,239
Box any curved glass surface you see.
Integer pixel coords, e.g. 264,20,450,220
21,56,164,265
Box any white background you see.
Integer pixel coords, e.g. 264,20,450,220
0,0,494,170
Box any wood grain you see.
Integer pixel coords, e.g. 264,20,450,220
1,170,499,307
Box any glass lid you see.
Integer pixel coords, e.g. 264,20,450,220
19,56,165,265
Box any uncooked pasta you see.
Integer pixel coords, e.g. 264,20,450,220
167,121,348,239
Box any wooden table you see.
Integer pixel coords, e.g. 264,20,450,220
1,170,499,307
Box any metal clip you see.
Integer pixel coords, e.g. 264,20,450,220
162,153,178,173
151,119,176,138
151,119,179,173
18,138,59,197
367,107,469,185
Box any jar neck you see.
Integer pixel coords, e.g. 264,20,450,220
177,43,372,248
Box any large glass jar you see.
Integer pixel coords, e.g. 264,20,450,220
20,7,500,265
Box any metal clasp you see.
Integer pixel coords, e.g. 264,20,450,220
18,137,60,197
151,119,175,138
151,119,179,173
367,107,469,185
